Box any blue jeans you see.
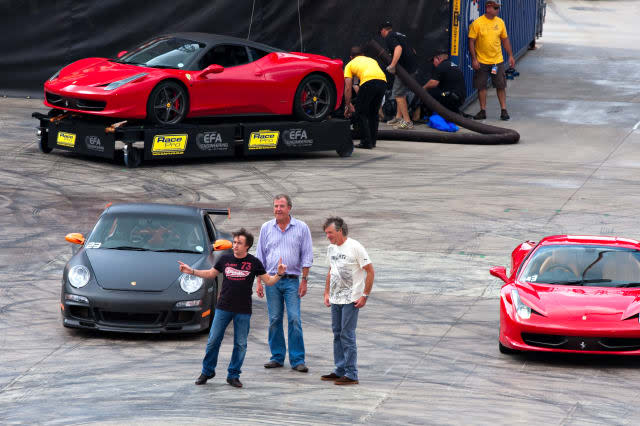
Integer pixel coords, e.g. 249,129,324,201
201,308,251,379
265,277,305,366
331,303,359,380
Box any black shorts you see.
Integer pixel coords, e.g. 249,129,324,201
473,62,506,90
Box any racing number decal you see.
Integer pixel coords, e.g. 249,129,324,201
248,130,279,150
151,134,188,155
57,131,76,148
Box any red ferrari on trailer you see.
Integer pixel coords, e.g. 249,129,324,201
491,235,640,355
44,33,344,125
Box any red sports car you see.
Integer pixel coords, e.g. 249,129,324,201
44,33,344,125
491,235,640,355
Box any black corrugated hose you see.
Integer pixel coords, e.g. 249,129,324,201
367,40,520,145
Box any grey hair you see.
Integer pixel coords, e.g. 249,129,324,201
273,194,292,208
323,216,348,236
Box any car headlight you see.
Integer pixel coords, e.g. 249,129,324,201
180,273,203,294
103,73,148,91
68,265,90,288
511,289,531,319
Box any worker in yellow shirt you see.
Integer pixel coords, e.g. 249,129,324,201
343,46,387,149
469,0,516,121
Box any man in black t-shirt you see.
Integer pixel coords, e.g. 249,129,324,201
380,21,418,130
178,228,286,388
423,52,467,115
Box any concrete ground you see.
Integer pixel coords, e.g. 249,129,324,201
1,0,640,424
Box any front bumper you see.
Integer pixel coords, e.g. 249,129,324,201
500,299,640,354
61,288,213,334
44,83,149,119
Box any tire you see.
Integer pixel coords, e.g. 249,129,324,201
38,134,52,153
499,341,519,354
337,141,354,157
146,80,189,125
123,146,142,168
293,74,335,122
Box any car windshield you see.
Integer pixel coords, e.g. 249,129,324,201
115,37,205,69
86,213,206,253
520,244,640,287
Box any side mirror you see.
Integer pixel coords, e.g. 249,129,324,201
65,233,85,245
213,239,232,251
200,64,224,78
117,50,128,58
489,266,508,283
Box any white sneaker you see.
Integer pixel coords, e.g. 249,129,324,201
394,120,414,130
386,117,402,125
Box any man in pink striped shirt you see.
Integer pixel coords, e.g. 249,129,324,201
255,194,313,372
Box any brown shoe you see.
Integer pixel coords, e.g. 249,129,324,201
334,376,359,385
264,361,283,368
292,364,309,373
226,378,243,388
320,372,340,381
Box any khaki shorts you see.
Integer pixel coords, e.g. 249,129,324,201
391,71,417,98
473,62,506,89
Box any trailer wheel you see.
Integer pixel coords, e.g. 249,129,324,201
336,141,354,157
38,134,52,153
123,146,142,168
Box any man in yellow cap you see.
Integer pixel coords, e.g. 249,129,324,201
469,0,515,120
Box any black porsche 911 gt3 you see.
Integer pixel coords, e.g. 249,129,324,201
61,203,232,333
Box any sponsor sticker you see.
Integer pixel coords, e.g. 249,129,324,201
151,134,188,155
57,131,76,148
86,242,101,249
85,135,104,152
283,128,314,148
248,130,279,150
196,131,229,151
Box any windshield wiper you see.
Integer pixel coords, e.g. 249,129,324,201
620,282,640,288
153,249,201,254
143,64,181,69
108,246,149,251
545,279,612,285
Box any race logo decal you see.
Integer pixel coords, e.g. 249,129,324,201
85,135,104,152
283,128,313,148
248,130,279,150
225,266,251,279
57,131,76,148
196,131,229,151
151,134,188,156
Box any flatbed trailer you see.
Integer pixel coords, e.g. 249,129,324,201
33,111,353,167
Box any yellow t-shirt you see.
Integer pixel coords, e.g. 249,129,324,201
468,15,508,65
344,56,387,86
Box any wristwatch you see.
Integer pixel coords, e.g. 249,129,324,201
302,276,308,281
362,294,369,299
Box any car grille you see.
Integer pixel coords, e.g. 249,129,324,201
522,333,640,352
46,91,106,111
99,310,165,326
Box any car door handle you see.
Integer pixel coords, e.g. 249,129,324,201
254,70,264,76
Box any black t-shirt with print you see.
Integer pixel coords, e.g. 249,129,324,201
214,253,266,314
385,31,418,74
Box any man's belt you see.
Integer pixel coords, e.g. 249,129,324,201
279,274,299,279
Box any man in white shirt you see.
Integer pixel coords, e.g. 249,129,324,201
321,217,374,385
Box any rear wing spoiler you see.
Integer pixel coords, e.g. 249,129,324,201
205,208,230,219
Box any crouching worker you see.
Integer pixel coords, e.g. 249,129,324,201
178,228,286,388
423,51,467,116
